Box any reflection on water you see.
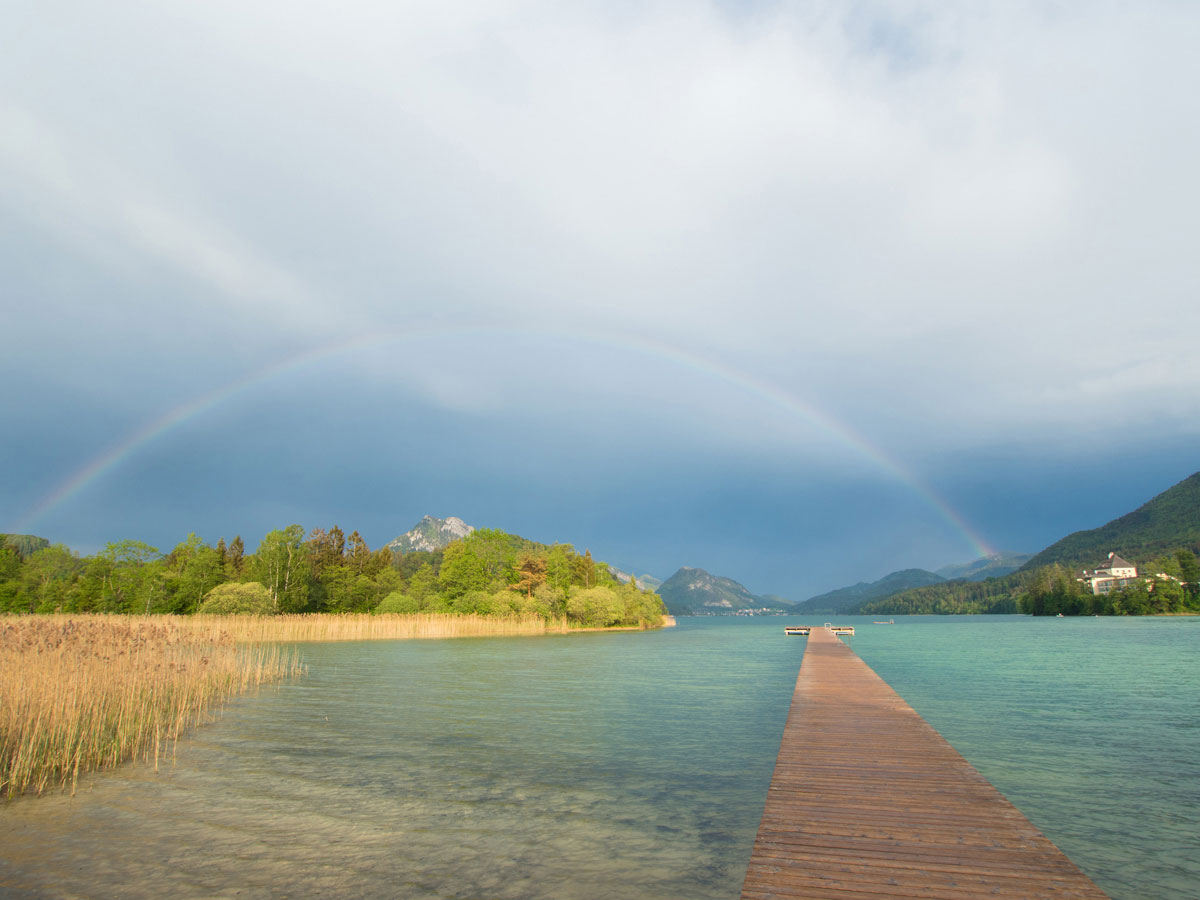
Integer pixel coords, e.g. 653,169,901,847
1,616,1197,900
0,621,796,900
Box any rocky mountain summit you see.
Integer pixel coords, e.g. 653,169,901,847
386,516,475,553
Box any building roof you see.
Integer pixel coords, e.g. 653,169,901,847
1104,552,1134,569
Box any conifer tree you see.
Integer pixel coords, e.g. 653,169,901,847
229,536,245,574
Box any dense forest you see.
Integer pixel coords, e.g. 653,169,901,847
856,575,1022,616
856,547,1200,616
0,528,667,628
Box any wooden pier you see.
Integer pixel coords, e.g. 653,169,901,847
785,625,855,637
741,627,1109,899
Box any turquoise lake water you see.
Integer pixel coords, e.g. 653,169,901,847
0,615,1196,899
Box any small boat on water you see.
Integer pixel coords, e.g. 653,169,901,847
873,619,895,625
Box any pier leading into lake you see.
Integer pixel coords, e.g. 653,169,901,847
741,626,1110,899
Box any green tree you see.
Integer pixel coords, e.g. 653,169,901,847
573,549,597,588
96,540,162,613
347,530,371,574
1149,578,1185,614
439,541,493,599
619,581,666,626
228,535,245,574
329,526,346,559
252,525,310,612
545,544,574,594
408,562,439,606
305,527,338,577
0,547,22,612
1176,549,1200,607
372,566,403,598
515,583,559,619
320,566,379,612
163,534,225,614
458,590,497,615
567,585,624,627
18,544,79,613
1018,564,1085,616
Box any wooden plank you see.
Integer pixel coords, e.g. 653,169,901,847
740,627,1109,899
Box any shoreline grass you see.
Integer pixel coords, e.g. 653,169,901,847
181,612,572,643
0,616,301,799
177,612,672,643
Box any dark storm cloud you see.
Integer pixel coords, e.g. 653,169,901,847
4,1,1199,596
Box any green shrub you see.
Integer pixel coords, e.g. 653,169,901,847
197,582,274,615
567,586,624,627
375,592,421,614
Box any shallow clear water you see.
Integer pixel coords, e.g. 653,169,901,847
848,615,1200,900
0,616,1196,899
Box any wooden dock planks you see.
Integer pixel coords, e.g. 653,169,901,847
741,627,1109,900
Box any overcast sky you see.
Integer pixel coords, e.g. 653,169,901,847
4,0,1198,598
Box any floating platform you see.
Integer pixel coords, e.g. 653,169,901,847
784,624,855,636
742,626,1109,899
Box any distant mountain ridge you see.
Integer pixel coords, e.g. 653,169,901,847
658,566,792,615
609,567,663,591
797,568,946,613
386,516,475,553
935,552,1032,581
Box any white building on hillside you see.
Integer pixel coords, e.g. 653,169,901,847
1080,552,1139,595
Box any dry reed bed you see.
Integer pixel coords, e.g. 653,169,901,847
1,612,648,798
181,612,573,643
0,616,301,798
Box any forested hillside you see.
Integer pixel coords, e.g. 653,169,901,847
856,471,1200,617
856,574,1022,615
1021,472,1200,571
0,527,666,628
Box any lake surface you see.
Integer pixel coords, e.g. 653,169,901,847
0,616,1196,899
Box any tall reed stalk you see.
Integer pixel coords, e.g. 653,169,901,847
0,616,301,798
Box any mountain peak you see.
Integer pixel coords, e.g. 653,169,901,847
386,516,475,553
658,566,792,615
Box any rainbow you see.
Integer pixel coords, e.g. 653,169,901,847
10,325,994,558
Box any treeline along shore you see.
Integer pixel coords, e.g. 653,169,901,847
0,527,669,798
0,527,668,629
857,547,1200,616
